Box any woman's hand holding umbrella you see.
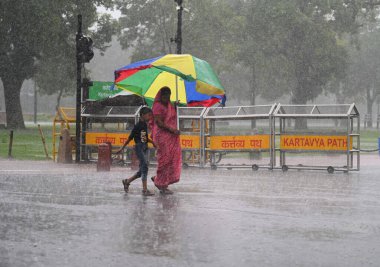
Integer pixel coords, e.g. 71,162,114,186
171,128,180,135
155,115,180,135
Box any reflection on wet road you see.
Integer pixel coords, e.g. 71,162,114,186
1,158,380,266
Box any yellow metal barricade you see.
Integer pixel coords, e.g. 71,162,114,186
178,107,208,168
81,105,143,165
203,105,277,170
273,104,360,173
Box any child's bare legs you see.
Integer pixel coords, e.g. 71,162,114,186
122,173,140,193
137,144,153,196
141,179,154,196
127,174,140,184
123,144,153,195
140,163,154,196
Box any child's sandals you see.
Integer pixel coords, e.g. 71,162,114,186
122,179,130,193
142,189,155,196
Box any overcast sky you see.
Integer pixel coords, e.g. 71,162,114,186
97,5,121,19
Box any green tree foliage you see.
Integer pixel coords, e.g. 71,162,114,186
321,3,380,127
0,0,114,129
116,0,177,61
180,0,236,68
115,0,239,107
115,0,233,65
338,29,380,126
116,0,377,118
281,1,349,105
226,1,366,106
223,0,372,128
222,1,294,105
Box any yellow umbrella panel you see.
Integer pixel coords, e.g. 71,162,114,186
144,72,187,104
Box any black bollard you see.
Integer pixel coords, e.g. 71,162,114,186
8,130,13,159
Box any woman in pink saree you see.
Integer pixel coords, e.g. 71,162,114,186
151,87,182,194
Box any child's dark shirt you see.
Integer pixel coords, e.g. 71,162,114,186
129,121,148,144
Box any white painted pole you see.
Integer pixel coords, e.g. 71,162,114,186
175,75,180,130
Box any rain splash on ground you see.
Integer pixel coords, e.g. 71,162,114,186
1,154,380,267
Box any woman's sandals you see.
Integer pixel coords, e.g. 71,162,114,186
150,176,173,195
160,188,174,195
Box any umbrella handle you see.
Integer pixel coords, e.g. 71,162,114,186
175,75,180,130
177,105,180,130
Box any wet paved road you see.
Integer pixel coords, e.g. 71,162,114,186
1,156,380,267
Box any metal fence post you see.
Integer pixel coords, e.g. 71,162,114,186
8,130,13,159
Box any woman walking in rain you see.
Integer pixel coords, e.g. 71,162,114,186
151,87,182,194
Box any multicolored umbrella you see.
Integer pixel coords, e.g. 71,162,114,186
114,54,225,107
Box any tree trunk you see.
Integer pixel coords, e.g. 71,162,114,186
250,65,257,129
291,85,308,130
250,90,256,129
334,85,347,128
366,89,374,128
249,65,259,160
3,77,25,129
56,87,64,112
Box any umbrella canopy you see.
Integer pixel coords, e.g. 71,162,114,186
114,54,225,106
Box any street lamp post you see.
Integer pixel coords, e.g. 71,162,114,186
75,14,94,163
75,15,82,163
174,0,183,54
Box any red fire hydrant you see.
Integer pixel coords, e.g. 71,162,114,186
97,142,111,172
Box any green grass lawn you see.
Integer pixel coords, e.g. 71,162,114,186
0,125,379,160
360,129,380,150
0,125,54,160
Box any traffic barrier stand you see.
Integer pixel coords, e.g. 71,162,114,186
203,105,277,170
272,103,360,173
178,107,209,168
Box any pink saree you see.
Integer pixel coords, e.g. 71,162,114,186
152,89,182,189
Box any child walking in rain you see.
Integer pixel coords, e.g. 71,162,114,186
116,107,156,196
